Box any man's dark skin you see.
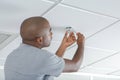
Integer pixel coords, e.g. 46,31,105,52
20,16,85,72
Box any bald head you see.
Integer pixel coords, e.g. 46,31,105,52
20,16,50,41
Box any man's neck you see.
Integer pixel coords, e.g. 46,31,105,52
22,40,43,49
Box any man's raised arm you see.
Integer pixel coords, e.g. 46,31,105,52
56,32,85,72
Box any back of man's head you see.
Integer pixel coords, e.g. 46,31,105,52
20,16,49,41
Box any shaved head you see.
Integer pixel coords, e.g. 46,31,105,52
20,16,50,41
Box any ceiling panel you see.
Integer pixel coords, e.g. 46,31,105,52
80,52,120,74
0,32,18,50
81,47,116,68
80,66,115,74
0,0,54,33
86,21,120,51
43,4,118,41
111,71,120,76
0,34,10,44
62,0,120,18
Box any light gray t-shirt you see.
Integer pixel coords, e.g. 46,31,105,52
4,44,65,80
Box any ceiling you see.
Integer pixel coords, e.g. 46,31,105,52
0,0,120,80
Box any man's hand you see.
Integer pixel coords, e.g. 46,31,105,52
56,31,76,57
76,32,85,46
61,31,76,48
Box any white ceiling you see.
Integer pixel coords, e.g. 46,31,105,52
0,0,120,79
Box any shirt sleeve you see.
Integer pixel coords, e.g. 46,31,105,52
44,54,65,77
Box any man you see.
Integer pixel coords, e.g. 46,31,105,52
4,16,85,80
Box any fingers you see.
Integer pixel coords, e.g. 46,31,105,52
69,32,74,36
76,32,84,38
76,32,85,45
64,32,84,38
64,31,75,39
63,31,68,38
69,32,76,41
61,31,84,47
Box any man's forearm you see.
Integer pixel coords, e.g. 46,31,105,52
72,43,84,69
62,43,84,72
56,45,67,57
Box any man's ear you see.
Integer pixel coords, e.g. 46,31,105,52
36,37,43,45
